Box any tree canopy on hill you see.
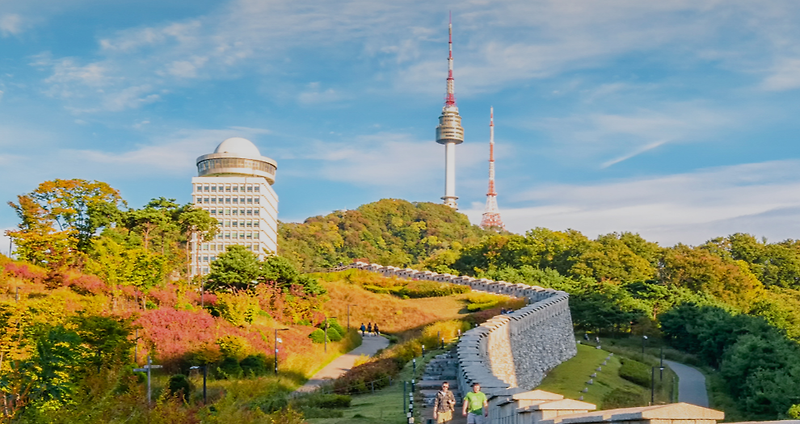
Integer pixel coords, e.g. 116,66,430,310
278,199,492,270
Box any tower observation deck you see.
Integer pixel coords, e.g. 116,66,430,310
435,14,465,209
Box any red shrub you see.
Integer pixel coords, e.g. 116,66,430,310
136,308,217,370
149,287,178,307
65,272,109,295
3,263,47,284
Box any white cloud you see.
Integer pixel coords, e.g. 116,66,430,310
286,132,485,189
463,160,800,246
64,127,271,174
0,14,22,36
297,83,345,105
532,104,734,168
760,58,800,91
36,0,800,113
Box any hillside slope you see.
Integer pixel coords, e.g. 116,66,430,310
278,199,491,271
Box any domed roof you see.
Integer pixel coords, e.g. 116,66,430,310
214,137,262,158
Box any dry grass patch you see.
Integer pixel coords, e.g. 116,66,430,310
321,280,445,333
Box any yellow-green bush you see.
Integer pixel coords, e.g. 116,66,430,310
215,291,260,327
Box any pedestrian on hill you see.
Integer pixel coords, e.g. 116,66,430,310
360,323,366,337
367,322,373,336
584,333,589,341
373,323,380,336
462,382,488,424
433,381,456,423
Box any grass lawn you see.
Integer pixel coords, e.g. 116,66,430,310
306,348,446,424
538,343,676,408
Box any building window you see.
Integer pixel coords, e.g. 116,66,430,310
239,209,245,215
204,198,210,203
211,186,217,192
246,209,252,215
254,210,260,216
254,233,259,239
233,209,239,215
255,186,260,192
202,256,209,262
255,198,260,204
247,186,253,192
254,221,259,227
233,186,239,192
225,233,230,239
246,198,252,204
225,186,231,192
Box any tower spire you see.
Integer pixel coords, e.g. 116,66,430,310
445,11,456,108
480,107,505,230
435,13,464,209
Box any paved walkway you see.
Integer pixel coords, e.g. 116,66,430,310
664,360,709,407
295,334,390,394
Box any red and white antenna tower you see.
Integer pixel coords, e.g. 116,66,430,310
480,107,505,230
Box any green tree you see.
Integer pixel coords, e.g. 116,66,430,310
178,204,219,278
9,179,126,252
208,245,262,290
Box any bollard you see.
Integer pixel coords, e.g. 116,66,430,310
403,381,407,412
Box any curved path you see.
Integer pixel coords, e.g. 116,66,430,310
295,334,389,394
664,360,708,407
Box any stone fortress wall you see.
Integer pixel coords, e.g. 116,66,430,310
341,262,578,412
334,262,738,424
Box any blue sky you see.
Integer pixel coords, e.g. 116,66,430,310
3,0,800,253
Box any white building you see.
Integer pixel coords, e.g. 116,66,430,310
190,137,278,276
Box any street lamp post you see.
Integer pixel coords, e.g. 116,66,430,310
189,365,208,403
274,328,289,375
660,345,664,380
133,356,162,406
650,366,664,405
347,304,355,331
642,335,648,361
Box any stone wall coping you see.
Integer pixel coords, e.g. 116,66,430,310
540,403,725,424
526,399,598,411
727,421,800,424
512,390,565,401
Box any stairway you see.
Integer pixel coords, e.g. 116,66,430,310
418,350,466,424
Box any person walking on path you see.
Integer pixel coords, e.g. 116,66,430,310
373,323,380,336
360,323,366,337
367,322,373,336
433,382,456,423
462,382,488,424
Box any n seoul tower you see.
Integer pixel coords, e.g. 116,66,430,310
435,14,465,209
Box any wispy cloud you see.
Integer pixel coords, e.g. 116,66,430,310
64,127,272,174
283,132,485,190
31,0,800,113
532,104,733,168
463,160,800,246
0,14,23,36
601,139,669,168
760,58,800,91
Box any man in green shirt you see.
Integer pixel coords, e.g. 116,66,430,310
462,382,488,424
